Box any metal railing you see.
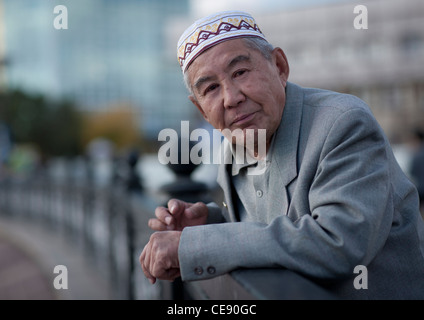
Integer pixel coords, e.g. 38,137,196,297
0,155,338,300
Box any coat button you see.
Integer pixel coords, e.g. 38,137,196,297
207,266,216,275
194,266,203,275
256,190,263,198
222,202,227,208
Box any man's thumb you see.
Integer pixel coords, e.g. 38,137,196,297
186,202,207,219
168,199,185,216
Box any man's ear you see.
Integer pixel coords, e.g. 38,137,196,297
272,47,290,88
189,95,209,122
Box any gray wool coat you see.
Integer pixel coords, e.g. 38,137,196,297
178,82,424,299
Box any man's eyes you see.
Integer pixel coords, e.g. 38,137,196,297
202,69,248,96
204,83,219,95
233,69,247,78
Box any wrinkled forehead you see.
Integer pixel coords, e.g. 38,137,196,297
177,10,267,74
186,38,252,80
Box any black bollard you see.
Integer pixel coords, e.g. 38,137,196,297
126,148,143,192
160,138,212,204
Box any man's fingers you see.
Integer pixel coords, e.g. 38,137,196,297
168,268,181,281
167,199,186,216
185,202,207,219
148,218,173,231
161,268,181,282
154,206,175,228
140,231,182,284
140,244,156,284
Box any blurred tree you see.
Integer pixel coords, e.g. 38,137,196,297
0,89,83,157
81,104,143,152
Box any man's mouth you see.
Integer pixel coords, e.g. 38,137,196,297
230,112,257,127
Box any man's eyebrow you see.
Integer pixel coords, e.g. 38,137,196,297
226,54,251,70
194,76,214,92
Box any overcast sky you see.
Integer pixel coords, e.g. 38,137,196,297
190,0,353,17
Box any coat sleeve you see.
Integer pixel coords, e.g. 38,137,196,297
178,107,394,281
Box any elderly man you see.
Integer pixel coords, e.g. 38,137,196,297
140,11,424,299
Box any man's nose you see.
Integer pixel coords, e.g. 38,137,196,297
222,82,245,109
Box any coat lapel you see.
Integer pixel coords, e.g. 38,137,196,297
268,82,303,216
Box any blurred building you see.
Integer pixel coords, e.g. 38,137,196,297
256,0,424,142
3,0,423,143
1,0,192,140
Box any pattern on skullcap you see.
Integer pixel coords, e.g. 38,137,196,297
177,10,267,73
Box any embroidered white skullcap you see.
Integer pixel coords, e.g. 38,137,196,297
177,10,267,73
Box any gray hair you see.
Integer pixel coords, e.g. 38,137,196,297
183,37,274,95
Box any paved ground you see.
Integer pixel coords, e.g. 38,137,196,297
0,214,113,300
0,237,56,299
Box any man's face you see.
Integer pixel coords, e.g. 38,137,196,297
187,38,289,148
